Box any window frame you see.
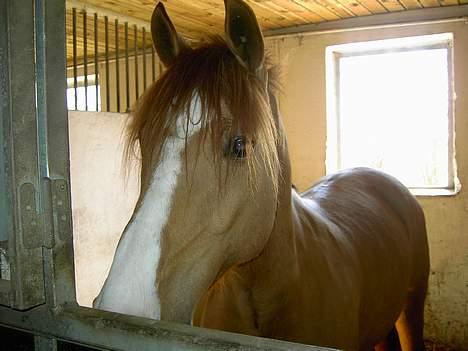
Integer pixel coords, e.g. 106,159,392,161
326,33,457,195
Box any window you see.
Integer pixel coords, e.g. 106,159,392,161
67,74,101,111
326,33,457,194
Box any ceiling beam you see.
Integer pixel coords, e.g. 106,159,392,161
264,4,468,38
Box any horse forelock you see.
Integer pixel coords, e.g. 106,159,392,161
126,37,281,194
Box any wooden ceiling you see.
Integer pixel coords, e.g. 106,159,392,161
66,0,465,66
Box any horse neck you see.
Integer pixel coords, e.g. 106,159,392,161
242,134,326,322
245,133,299,284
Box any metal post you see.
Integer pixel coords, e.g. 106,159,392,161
105,16,110,112
72,8,78,110
83,10,88,111
125,22,130,112
115,19,120,112
142,27,147,90
134,25,139,100
94,12,99,112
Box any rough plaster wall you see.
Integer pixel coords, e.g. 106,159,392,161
68,111,139,307
267,21,468,348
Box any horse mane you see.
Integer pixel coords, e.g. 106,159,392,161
126,36,280,194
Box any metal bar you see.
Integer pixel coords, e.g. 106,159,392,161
142,27,147,90
41,0,77,306
115,19,120,112
0,305,330,351
151,43,156,82
125,22,130,112
134,25,139,100
105,16,110,112
264,5,468,38
35,0,49,177
0,0,12,246
94,12,99,112
72,8,78,110
83,10,88,111
7,0,46,309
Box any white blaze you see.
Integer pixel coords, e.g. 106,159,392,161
95,96,201,319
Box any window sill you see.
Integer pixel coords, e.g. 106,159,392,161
410,187,461,197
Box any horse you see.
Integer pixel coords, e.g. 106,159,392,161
93,0,430,350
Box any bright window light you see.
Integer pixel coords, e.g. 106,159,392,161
326,34,456,191
67,75,101,111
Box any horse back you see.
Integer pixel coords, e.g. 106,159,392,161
299,167,430,348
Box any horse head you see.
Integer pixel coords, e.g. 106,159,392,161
94,0,292,325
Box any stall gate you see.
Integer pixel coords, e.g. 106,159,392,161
0,0,333,350
66,2,161,113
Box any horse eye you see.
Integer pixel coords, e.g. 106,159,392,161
230,136,247,159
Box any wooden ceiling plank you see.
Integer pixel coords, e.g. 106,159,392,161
418,0,441,6
397,0,423,9
67,0,151,30
161,2,222,28
244,1,297,28
291,0,343,20
245,0,307,27
439,0,460,5
266,0,319,24
311,0,357,17
376,0,406,11
80,0,150,19
357,0,388,13
168,0,287,29
335,0,373,15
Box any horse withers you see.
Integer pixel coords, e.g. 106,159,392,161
94,1,430,350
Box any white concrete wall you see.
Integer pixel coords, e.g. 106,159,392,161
68,111,139,307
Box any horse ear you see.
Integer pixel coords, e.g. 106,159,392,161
151,2,190,67
224,0,264,74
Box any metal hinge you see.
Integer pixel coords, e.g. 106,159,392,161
19,178,72,249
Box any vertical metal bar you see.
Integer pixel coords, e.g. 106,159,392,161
105,16,110,112
0,0,12,247
125,22,130,112
115,19,120,112
134,25,139,100
42,0,77,306
35,0,48,177
151,43,156,82
94,13,99,112
83,10,88,111
72,8,78,110
142,27,147,89
7,0,46,309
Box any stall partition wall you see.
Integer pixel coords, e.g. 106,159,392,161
68,111,139,307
